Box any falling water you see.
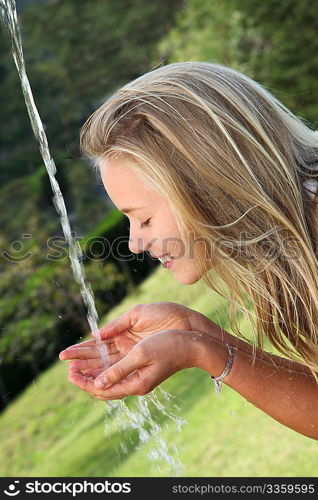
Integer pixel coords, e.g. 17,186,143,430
0,0,109,367
1,0,185,475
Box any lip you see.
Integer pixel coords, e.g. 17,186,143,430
162,258,175,269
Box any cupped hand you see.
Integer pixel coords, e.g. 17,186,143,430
59,301,221,400
59,328,203,400
93,301,211,343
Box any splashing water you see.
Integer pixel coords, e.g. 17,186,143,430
1,0,185,475
105,389,185,476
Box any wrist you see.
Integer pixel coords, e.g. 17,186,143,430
210,343,235,393
190,311,236,346
186,330,229,376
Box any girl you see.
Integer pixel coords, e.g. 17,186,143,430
59,62,318,440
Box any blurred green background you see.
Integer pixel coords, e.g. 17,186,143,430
0,0,317,477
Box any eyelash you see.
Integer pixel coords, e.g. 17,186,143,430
140,218,151,228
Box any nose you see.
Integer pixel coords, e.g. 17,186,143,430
128,237,145,255
128,222,149,255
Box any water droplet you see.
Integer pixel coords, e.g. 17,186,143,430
119,442,128,454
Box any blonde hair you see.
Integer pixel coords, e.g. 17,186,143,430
80,61,318,377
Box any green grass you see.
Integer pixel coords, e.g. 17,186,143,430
0,265,317,477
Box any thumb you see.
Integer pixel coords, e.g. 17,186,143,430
94,349,142,389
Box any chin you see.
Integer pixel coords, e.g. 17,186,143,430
175,270,201,285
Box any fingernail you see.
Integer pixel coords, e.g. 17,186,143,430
95,377,108,388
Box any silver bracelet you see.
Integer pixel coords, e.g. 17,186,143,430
211,343,235,394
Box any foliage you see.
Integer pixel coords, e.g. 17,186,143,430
1,0,181,407
80,208,124,255
157,0,242,66
0,243,127,408
0,0,183,186
156,0,318,127
234,0,318,126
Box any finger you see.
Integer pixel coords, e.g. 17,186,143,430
79,369,102,378
68,365,97,393
62,338,114,350
60,338,115,353
93,370,151,399
59,339,115,360
59,342,118,361
96,308,137,340
94,395,124,401
94,347,148,389
69,358,104,370
68,364,149,400
68,365,125,399
69,352,123,371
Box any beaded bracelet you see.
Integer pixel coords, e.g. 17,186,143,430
211,343,235,394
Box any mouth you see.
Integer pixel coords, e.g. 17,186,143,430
157,254,176,264
158,255,177,270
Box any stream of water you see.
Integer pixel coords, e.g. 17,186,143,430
0,0,109,367
1,0,185,475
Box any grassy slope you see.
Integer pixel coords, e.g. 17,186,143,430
0,265,317,477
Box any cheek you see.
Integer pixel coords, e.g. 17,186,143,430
172,259,202,285
166,236,186,258
154,221,182,252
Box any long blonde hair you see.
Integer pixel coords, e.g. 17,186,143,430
80,61,318,377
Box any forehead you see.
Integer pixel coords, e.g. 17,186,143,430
100,158,162,208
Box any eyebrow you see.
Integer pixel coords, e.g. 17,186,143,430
120,206,146,214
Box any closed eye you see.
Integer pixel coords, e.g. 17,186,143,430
140,218,151,228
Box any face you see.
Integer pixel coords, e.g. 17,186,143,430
100,158,204,285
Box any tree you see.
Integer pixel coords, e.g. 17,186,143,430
155,0,318,127
1,0,183,185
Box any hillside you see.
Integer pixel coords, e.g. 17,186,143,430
1,265,316,477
